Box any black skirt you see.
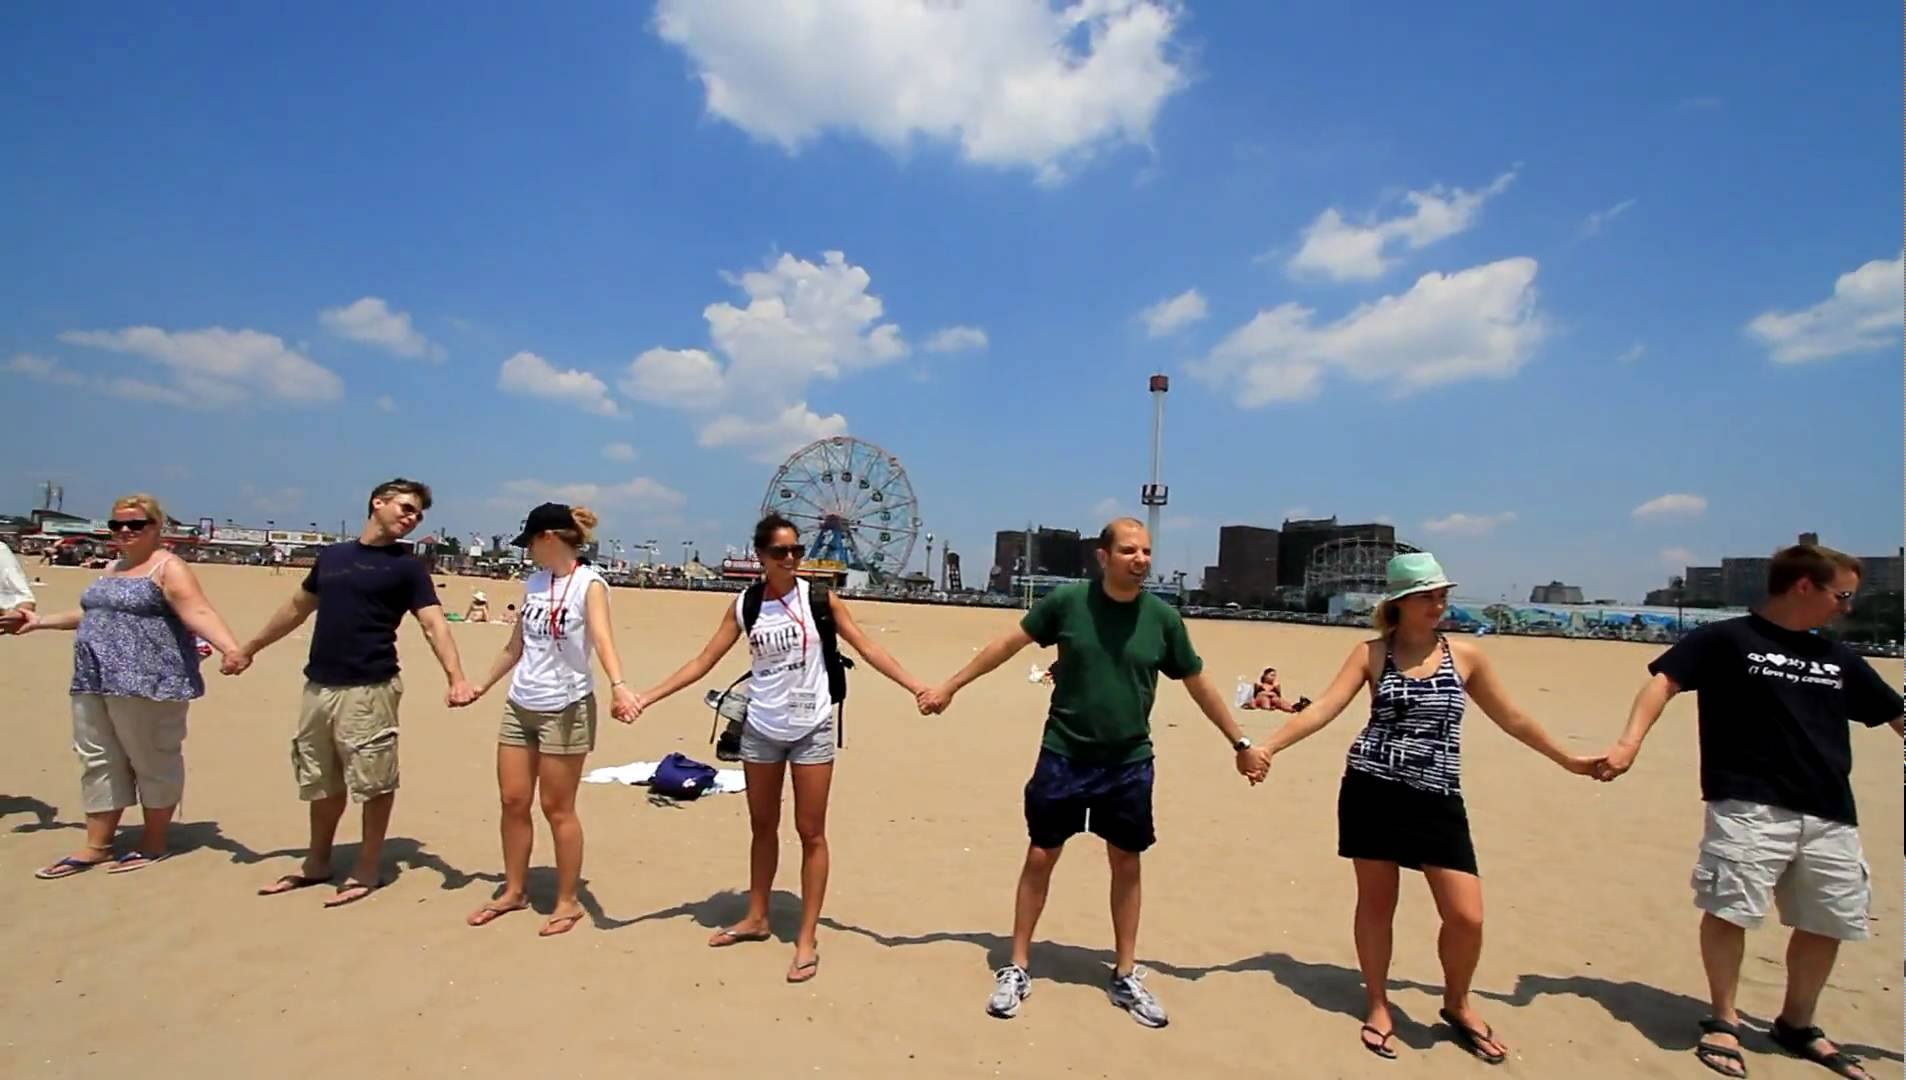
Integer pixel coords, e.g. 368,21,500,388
1337,767,1478,876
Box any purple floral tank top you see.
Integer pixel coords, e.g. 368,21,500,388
70,559,204,701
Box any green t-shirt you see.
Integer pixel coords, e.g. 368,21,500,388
1021,581,1204,765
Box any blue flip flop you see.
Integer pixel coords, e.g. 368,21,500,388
35,855,110,880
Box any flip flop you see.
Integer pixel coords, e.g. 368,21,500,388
1439,1008,1507,1065
539,911,586,937
258,873,331,896
323,879,380,908
708,926,772,947
1771,1018,1865,1079
467,901,529,927
107,851,170,874
1695,1018,1749,1078
35,854,111,880
1361,1024,1399,1060
786,955,820,983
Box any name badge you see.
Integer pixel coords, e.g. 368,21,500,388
789,690,818,716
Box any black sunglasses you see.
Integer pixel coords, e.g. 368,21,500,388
106,519,152,532
762,543,805,560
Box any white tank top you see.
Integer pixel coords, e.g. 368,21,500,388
736,579,830,740
508,564,605,711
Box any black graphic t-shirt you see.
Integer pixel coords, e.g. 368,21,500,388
300,541,440,686
1649,614,1901,824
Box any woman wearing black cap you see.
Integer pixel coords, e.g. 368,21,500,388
467,503,638,936
629,513,927,982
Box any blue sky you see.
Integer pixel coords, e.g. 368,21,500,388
3,2,1900,601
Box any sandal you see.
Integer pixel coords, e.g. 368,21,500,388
107,851,170,874
539,911,586,937
786,955,820,984
1694,1018,1749,1078
258,873,331,896
1771,1017,1866,1079
708,926,772,947
1360,1024,1398,1060
35,854,111,880
1439,1008,1507,1065
467,901,528,927
322,879,381,908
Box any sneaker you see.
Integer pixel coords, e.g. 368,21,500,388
986,965,1032,1018
1107,966,1168,1028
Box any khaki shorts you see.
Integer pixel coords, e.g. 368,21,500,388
1692,798,1872,941
500,695,597,755
295,678,402,803
72,694,189,813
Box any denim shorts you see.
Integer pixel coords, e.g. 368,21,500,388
740,714,836,766
1023,747,1156,853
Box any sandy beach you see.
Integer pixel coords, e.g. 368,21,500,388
0,563,1898,1079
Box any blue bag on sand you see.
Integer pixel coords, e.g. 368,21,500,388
651,752,719,800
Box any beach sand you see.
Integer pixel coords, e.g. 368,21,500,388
0,564,1898,1079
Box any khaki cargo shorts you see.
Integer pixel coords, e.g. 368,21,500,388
1692,798,1872,941
295,678,402,802
499,695,597,755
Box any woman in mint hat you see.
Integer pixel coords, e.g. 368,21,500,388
1260,551,1600,1064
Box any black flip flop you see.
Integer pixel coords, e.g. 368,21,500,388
1695,1018,1749,1077
1771,1018,1865,1079
1440,1008,1507,1065
258,873,330,896
1360,1024,1398,1060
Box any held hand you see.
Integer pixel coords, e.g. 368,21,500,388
2,609,39,636
1561,754,1603,777
1236,745,1272,785
220,650,252,676
611,684,641,724
446,679,478,708
916,685,952,715
1593,742,1638,782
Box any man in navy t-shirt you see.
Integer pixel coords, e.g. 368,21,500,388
232,478,475,908
1597,543,1902,1079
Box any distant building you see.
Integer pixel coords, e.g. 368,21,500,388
990,526,1087,593
1215,525,1280,606
1276,516,1396,589
1860,547,1903,594
1683,566,1724,606
1530,581,1585,605
1721,556,1772,609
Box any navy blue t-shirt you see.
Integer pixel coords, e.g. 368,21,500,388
1649,614,1901,825
301,541,440,686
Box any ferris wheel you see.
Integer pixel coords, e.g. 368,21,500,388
760,436,921,580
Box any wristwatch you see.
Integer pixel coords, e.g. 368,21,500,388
1232,736,1253,752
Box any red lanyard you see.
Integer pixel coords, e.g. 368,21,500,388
774,588,808,664
547,571,576,640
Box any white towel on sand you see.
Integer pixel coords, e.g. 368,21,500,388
583,760,746,794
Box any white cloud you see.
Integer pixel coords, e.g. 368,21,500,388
52,327,343,407
1660,546,1698,568
319,297,445,361
6,353,82,385
1286,169,1518,282
1580,198,1635,237
1745,253,1904,363
623,250,909,458
699,401,849,463
1616,342,1646,364
497,351,620,417
373,394,397,413
1422,511,1517,537
652,0,1188,184
493,476,686,511
1632,493,1707,520
602,442,639,462
1139,289,1208,337
1192,257,1547,406
5,353,203,408
923,325,989,353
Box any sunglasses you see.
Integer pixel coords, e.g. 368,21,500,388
762,544,805,560
393,501,424,518
1828,590,1854,602
106,519,152,533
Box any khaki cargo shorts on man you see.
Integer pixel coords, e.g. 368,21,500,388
295,678,402,802
499,695,597,755
1691,798,1872,941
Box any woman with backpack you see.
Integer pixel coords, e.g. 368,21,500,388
629,513,927,982
466,503,639,936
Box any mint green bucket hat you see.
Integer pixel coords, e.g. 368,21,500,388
1383,552,1456,601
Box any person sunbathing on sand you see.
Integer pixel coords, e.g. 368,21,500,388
1244,667,1309,712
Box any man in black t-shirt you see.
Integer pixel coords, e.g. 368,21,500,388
232,478,476,908
1597,544,1902,1079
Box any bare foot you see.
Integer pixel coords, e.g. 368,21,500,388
708,920,772,947
786,946,820,983
258,866,333,895
468,897,530,927
540,905,586,937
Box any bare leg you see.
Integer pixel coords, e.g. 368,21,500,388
471,745,536,924
788,761,834,974
1695,913,1749,1075
1778,929,1865,1077
57,810,123,865
1107,844,1142,975
302,794,348,878
710,760,784,944
538,752,587,932
1009,844,1064,970
134,806,175,856
1352,859,1401,1045
1425,866,1505,1059
349,791,395,885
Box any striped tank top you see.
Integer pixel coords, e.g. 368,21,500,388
1345,636,1466,796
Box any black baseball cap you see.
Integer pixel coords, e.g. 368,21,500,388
511,503,578,548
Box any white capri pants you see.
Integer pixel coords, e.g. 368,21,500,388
71,693,189,813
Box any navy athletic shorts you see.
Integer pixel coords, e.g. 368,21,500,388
1023,747,1156,854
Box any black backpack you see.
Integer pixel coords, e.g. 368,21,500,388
709,581,855,759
